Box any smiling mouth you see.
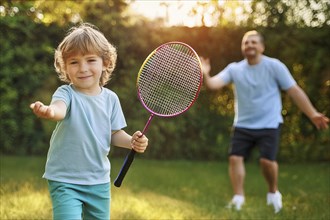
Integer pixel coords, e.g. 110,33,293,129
245,48,256,52
244,49,257,55
78,76,92,79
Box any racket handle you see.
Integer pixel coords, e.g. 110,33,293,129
114,149,136,187
114,114,154,187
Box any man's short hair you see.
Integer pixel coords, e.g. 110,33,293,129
243,30,264,44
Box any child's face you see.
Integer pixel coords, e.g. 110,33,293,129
65,53,105,94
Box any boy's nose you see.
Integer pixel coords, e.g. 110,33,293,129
79,62,88,72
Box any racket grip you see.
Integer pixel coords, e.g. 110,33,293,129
114,149,136,187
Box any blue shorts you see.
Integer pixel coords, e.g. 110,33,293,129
48,180,110,220
228,125,282,161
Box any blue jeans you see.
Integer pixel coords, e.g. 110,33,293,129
48,180,110,220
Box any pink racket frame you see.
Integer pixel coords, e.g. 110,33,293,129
114,42,202,187
137,41,203,133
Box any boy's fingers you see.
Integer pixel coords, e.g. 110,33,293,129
136,135,147,143
30,101,43,110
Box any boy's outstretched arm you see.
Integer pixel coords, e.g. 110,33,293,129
111,130,148,153
30,100,67,121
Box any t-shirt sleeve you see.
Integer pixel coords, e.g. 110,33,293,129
51,85,71,106
51,85,71,114
215,63,235,85
273,59,296,90
110,94,127,131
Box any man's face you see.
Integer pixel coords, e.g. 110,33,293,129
241,35,265,59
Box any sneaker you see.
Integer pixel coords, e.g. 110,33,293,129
267,191,282,213
227,194,245,211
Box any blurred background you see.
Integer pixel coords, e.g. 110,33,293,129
1,0,329,162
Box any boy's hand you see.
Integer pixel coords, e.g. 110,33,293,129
131,131,148,153
30,101,55,119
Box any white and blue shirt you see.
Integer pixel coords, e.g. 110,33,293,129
43,85,127,185
216,55,296,129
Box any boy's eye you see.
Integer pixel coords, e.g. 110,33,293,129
87,57,99,62
69,61,78,65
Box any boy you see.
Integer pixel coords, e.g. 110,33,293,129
30,23,148,219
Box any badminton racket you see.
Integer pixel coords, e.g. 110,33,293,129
114,42,202,187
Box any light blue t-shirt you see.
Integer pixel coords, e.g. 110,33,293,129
216,55,296,129
43,85,127,185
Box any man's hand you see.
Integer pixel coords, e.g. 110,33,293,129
310,112,329,130
200,57,211,76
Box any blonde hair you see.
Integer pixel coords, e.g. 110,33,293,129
54,23,117,86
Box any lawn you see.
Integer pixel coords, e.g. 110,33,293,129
0,156,329,219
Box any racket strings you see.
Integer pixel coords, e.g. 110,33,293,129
138,44,201,116
150,45,200,114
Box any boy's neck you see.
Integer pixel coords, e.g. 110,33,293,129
72,85,102,96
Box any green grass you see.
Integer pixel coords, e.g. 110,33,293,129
1,156,329,219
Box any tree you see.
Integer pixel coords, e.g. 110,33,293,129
1,0,328,161
0,1,61,154
248,0,330,27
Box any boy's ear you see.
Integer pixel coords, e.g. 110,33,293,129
66,72,71,81
103,59,110,70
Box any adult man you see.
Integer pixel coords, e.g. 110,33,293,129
201,30,329,213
